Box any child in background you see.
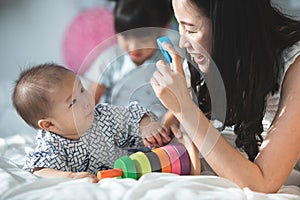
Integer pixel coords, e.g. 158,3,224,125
84,0,173,104
12,63,171,182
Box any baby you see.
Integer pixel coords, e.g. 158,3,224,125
12,63,171,182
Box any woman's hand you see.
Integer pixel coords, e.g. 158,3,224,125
151,42,192,114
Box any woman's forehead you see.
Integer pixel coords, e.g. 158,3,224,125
173,0,204,22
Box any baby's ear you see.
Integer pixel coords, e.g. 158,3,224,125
38,119,55,131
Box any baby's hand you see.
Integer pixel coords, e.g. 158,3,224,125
139,116,172,148
71,172,99,183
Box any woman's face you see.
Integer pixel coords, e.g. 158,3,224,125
172,0,212,69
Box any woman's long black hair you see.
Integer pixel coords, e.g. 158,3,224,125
188,0,300,161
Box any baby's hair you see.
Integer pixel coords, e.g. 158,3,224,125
114,0,172,37
12,63,74,129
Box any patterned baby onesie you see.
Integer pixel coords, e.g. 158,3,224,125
23,102,152,175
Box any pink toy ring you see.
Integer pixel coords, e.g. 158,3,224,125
161,145,181,175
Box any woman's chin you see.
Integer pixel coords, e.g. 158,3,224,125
195,57,210,73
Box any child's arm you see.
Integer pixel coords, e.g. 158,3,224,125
139,114,172,148
33,167,98,183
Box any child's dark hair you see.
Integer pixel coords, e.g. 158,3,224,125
114,0,172,37
12,63,74,129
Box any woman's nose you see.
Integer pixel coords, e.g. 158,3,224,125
179,35,191,49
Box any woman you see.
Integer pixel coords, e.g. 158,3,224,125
152,0,300,193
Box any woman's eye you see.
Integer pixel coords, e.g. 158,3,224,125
186,30,196,34
69,99,77,108
182,25,197,34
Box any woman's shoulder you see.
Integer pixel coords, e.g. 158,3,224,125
282,40,300,71
278,40,300,87
263,41,300,129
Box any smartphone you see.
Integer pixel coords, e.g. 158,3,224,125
157,36,174,64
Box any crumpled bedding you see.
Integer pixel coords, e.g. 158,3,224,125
1,155,300,200
0,126,300,200
0,152,300,200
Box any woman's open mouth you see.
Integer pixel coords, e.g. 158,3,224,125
191,54,206,65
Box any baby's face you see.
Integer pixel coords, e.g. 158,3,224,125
49,73,95,139
117,34,157,66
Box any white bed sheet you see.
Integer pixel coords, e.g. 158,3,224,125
1,156,300,200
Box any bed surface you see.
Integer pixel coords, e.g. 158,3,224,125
1,157,300,200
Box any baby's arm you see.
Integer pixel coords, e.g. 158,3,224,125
139,114,172,148
105,102,172,148
33,167,98,183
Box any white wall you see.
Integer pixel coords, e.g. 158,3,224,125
0,0,81,136
0,0,80,82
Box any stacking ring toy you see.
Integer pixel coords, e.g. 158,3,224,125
114,156,137,179
144,151,161,172
171,143,191,175
152,147,172,173
161,144,181,175
97,134,200,180
97,156,137,180
129,152,151,179
174,133,201,175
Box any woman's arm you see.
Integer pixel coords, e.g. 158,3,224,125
162,110,180,128
152,44,300,193
206,56,300,192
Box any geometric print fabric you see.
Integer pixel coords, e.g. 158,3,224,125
23,102,149,175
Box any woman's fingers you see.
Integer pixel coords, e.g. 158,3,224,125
155,127,172,146
170,124,183,139
152,62,170,89
162,42,184,75
160,126,172,142
156,60,172,80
